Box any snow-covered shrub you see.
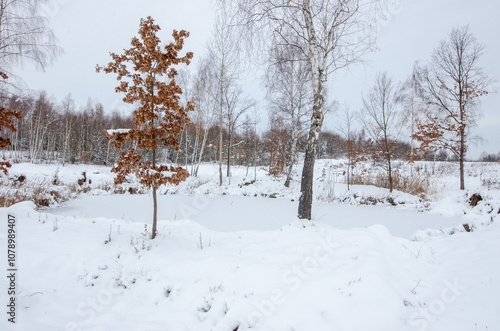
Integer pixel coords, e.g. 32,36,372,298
334,163,437,198
0,176,80,208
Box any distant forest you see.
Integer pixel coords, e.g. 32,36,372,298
1,90,496,174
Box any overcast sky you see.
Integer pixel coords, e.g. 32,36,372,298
21,0,500,159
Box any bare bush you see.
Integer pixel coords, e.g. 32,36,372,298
0,178,80,208
347,164,436,197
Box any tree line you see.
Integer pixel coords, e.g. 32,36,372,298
0,92,134,165
0,19,490,195
0,0,494,227
0,89,416,165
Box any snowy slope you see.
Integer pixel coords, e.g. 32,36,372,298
1,202,499,330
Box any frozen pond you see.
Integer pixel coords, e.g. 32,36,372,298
48,194,462,238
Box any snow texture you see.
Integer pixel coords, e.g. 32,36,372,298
0,160,499,330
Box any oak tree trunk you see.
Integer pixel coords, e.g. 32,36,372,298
152,146,158,239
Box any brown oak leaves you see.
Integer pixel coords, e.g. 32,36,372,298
97,17,193,188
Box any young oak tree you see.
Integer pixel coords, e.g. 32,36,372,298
97,17,193,239
0,105,22,174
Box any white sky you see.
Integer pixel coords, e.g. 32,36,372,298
20,0,500,159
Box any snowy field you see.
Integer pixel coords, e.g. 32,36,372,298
1,160,499,330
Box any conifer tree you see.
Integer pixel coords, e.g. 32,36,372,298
97,17,193,239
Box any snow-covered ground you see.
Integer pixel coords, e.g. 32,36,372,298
1,160,499,330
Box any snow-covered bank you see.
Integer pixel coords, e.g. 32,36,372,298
48,194,462,239
0,201,499,330
1,160,499,330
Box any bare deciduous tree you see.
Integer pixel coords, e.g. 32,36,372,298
60,94,75,166
0,0,61,89
265,42,312,187
223,84,254,184
0,0,59,169
337,104,363,190
190,55,217,177
208,0,241,186
414,26,489,190
397,62,425,168
359,72,402,193
27,91,56,163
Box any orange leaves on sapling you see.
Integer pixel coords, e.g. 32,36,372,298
98,16,193,189
0,106,22,175
111,148,189,187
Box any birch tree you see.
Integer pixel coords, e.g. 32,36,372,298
190,55,217,176
397,63,423,168
207,0,241,186
337,104,363,190
359,72,401,193
226,0,381,219
27,91,55,163
59,94,75,166
223,84,254,183
265,42,312,187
